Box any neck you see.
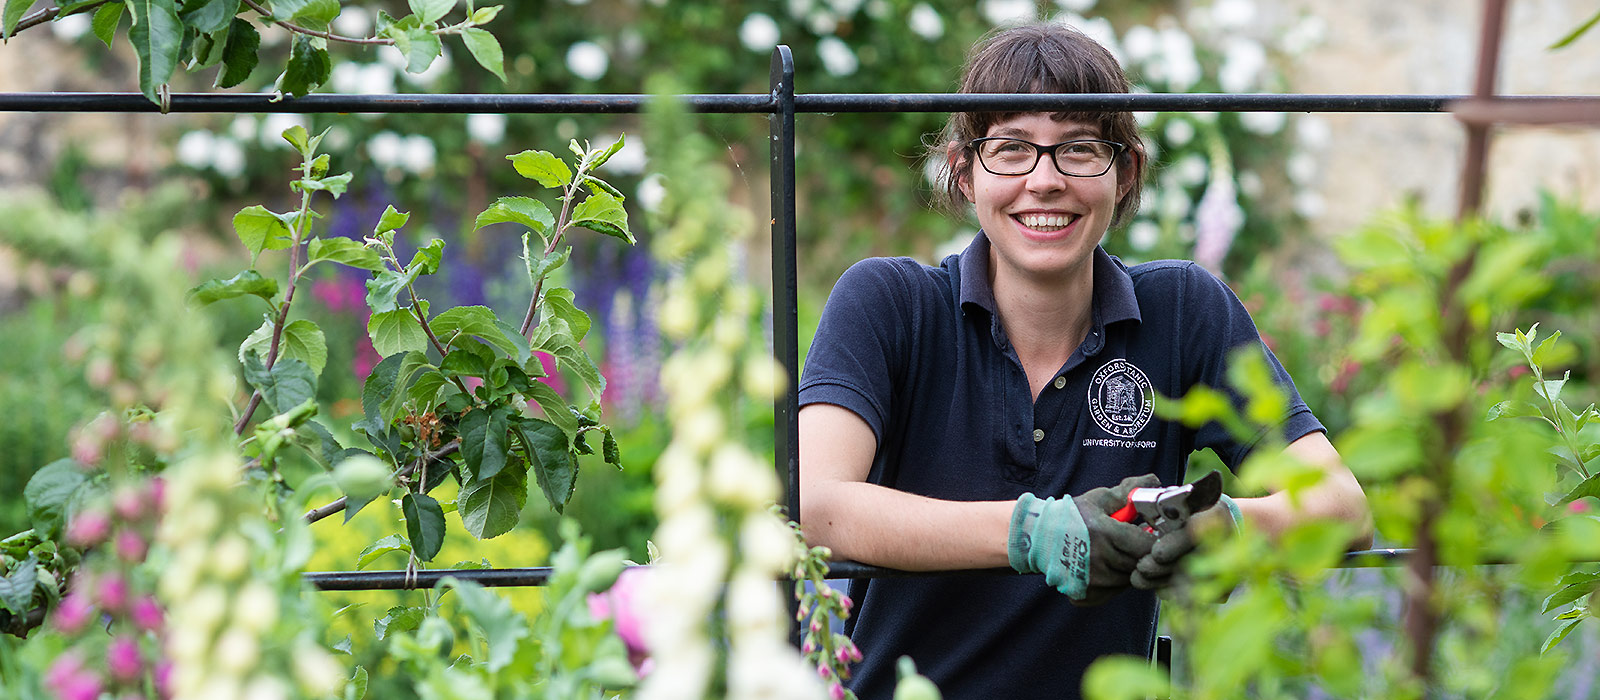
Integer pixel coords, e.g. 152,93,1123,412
989,253,1096,360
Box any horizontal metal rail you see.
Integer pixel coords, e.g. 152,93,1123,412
2,91,1595,115
301,549,1419,590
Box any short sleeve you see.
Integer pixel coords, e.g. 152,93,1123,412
1180,265,1324,468
798,258,914,443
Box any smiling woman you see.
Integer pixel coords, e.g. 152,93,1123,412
797,22,1370,699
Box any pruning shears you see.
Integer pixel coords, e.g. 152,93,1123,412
1110,470,1224,534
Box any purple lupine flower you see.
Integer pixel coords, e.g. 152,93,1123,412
1193,176,1243,271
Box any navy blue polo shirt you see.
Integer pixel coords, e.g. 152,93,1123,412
798,232,1323,699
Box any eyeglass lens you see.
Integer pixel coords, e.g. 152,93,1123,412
977,139,1116,177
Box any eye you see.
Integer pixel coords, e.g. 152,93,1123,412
992,140,1030,155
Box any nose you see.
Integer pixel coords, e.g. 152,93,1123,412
1023,152,1069,194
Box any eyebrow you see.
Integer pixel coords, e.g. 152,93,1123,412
988,125,1101,141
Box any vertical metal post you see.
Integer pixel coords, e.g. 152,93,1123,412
770,45,802,640
1457,0,1508,219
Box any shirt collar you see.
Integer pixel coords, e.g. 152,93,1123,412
955,230,1143,330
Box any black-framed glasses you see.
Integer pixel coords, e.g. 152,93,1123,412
968,137,1126,178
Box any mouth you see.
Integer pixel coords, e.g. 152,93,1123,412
1013,212,1080,233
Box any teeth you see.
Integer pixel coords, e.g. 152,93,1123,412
1017,213,1077,230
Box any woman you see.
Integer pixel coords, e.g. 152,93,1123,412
797,22,1371,699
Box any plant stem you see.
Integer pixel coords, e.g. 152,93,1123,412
9,2,111,38
239,0,393,45
519,183,580,338
303,441,461,524
234,158,316,436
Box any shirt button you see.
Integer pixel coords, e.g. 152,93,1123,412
1033,429,1045,443
1053,376,1066,390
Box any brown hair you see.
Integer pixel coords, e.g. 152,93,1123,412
929,23,1146,227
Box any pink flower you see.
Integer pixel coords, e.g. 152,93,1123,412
829,681,847,700
801,639,817,655
1570,500,1592,514
835,646,854,666
839,594,853,612
155,661,173,698
96,573,129,614
130,596,163,632
65,509,111,548
44,653,103,700
588,568,650,668
112,487,146,522
115,531,148,563
817,664,833,680
148,478,165,514
106,636,144,683
53,592,94,635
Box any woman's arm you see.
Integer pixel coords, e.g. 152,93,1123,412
1233,431,1374,549
798,403,1015,571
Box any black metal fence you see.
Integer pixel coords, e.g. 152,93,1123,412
8,45,1597,592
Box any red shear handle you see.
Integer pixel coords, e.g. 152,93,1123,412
1110,500,1140,523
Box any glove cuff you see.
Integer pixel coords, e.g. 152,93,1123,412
1218,493,1242,527
1007,493,1043,573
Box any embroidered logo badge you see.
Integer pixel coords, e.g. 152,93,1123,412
1087,359,1154,438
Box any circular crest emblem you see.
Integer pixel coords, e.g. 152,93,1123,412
1087,359,1155,438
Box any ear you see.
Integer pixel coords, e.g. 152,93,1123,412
1115,148,1142,200
949,141,974,202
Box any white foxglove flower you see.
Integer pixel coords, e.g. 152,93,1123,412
176,131,215,170
467,113,506,145
740,13,781,52
1128,220,1160,252
367,131,403,170
51,12,90,40
331,6,371,37
981,0,1036,25
1240,110,1285,135
567,41,610,81
817,37,858,76
1164,118,1195,147
1122,25,1157,63
399,134,436,173
909,3,943,40
1219,38,1265,93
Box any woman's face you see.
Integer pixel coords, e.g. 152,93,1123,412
959,113,1129,286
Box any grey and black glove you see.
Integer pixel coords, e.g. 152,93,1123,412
1007,474,1160,604
1130,494,1240,590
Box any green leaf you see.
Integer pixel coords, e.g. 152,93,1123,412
1550,8,1600,49
373,605,426,640
516,418,577,513
434,578,529,673
362,353,407,423
581,175,624,199
469,5,501,24
459,408,510,481
233,205,294,261
431,306,521,358
307,237,384,272
406,369,449,407
24,460,87,539
365,267,422,314
409,238,445,276
393,25,441,73
278,34,332,98
493,319,530,364
1533,330,1564,368
380,352,434,426
522,240,570,289
2,0,36,41
539,287,591,342
345,667,369,700
273,0,340,31
525,380,578,447
460,27,506,82
440,344,492,379
1558,472,1600,506
589,134,626,170
570,191,633,244
602,428,620,468
368,309,428,358
242,355,318,414
375,205,410,235
178,0,237,35
1542,572,1600,613
1536,373,1570,403
90,1,124,46
129,0,183,104
1486,400,1545,422
473,196,553,233
356,534,412,570
186,269,279,308
459,461,527,539
402,493,446,563
0,554,37,615
407,0,453,24
507,150,572,188
1495,331,1523,353
215,17,260,89
1082,654,1170,700
239,318,328,376
295,172,354,198
1543,617,1585,654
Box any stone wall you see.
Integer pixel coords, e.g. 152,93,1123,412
1279,0,1600,235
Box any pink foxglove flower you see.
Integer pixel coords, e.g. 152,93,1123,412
52,592,93,635
115,530,148,563
106,636,144,683
587,567,650,668
65,509,111,548
96,573,129,614
130,595,163,632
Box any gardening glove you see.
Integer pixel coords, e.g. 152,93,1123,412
1008,474,1160,604
1130,494,1241,591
